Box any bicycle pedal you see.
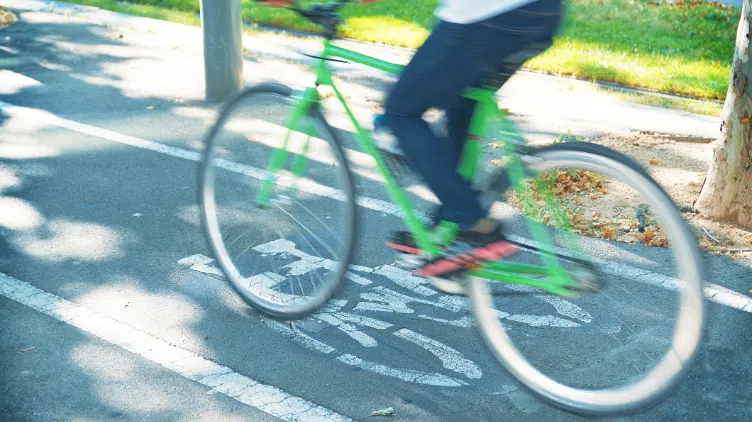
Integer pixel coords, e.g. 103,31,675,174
396,252,426,269
565,262,603,295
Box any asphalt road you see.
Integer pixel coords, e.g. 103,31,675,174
2,5,751,422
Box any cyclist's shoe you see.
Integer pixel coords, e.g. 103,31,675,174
384,206,444,255
386,230,422,255
414,226,517,278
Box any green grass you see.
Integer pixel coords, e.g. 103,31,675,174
64,0,738,100
601,89,724,116
62,0,201,25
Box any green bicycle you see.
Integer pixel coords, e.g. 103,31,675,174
199,0,705,416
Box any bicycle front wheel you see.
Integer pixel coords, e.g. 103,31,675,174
469,142,705,415
200,83,357,320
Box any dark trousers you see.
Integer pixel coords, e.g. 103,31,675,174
384,0,562,229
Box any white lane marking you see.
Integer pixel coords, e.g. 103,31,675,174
352,302,397,313
358,286,435,314
245,272,305,304
417,315,475,328
254,239,372,286
262,319,336,355
178,241,597,388
506,314,579,328
394,329,482,379
3,100,745,312
182,246,586,329
345,272,372,286
331,312,393,330
372,265,436,297
506,284,592,323
0,272,350,422
314,313,384,348
434,294,580,328
178,254,214,267
335,354,466,388
266,319,475,390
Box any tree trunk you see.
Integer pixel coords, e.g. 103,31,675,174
697,1,752,228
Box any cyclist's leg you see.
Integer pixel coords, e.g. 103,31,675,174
445,97,476,166
385,3,560,230
384,23,502,230
385,0,562,272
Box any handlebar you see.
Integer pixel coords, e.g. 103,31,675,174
257,0,353,38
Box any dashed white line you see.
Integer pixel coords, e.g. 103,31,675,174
0,272,351,422
1,100,749,314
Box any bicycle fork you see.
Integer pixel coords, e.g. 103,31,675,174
255,88,320,208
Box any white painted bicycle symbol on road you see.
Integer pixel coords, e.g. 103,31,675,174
179,238,601,388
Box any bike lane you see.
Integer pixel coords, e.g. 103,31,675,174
2,5,751,421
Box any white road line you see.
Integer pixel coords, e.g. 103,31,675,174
394,329,482,379
359,286,435,314
335,354,467,388
262,319,336,355
1,100,749,313
372,266,436,297
417,315,475,328
315,313,379,348
506,284,593,323
0,272,351,422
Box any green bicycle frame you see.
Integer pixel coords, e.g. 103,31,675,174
259,39,585,297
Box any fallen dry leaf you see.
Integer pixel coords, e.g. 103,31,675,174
602,228,616,240
589,194,598,200
0,8,18,27
642,229,656,244
650,159,659,165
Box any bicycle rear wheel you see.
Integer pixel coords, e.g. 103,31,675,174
469,142,705,415
200,83,357,320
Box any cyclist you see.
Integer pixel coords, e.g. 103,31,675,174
265,0,563,277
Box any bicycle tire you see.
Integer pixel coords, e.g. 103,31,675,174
199,83,358,320
468,142,705,416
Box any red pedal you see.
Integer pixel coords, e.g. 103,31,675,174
414,241,518,278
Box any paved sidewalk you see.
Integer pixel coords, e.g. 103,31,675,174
1,0,721,142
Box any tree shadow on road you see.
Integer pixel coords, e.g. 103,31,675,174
1,7,751,422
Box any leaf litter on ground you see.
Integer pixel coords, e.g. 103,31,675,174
501,130,752,257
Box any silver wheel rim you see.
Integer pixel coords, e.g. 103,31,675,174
200,89,355,318
469,149,704,415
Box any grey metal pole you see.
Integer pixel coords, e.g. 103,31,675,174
200,0,243,101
